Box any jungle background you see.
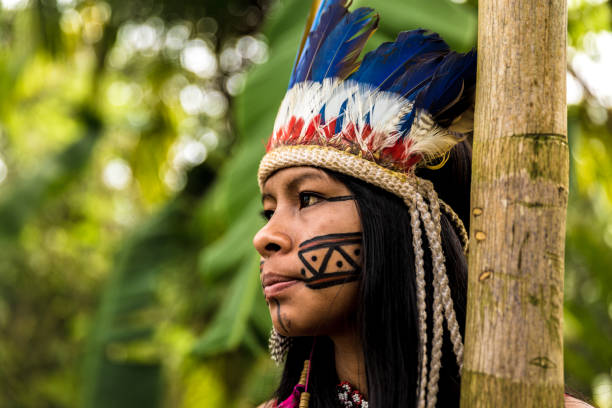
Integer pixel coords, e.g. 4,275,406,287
0,0,610,407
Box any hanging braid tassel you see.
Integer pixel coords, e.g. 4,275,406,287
438,199,469,253
426,186,464,371
413,191,445,408
409,181,467,408
269,328,292,365
406,198,429,408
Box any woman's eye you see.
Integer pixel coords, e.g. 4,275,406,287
299,192,324,209
261,209,274,221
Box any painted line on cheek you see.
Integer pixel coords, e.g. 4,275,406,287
304,272,360,289
273,298,289,334
298,232,362,249
325,195,356,202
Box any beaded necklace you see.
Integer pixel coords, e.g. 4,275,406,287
337,382,368,408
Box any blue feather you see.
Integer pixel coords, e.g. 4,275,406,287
430,50,476,127
348,30,448,92
289,0,348,88
388,53,444,99
288,3,476,139
399,50,476,132
290,0,325,79
414,51,476,116
310,7,378,82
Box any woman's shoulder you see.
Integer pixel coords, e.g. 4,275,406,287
256,400,276,408
565,394,595,407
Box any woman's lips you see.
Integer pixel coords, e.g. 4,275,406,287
264,280,300,298
262,273,301,298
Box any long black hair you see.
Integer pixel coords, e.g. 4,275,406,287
273,141,472,407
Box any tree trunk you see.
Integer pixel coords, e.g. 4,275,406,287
460,1,568,407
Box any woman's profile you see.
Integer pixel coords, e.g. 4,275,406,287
252,1,590,407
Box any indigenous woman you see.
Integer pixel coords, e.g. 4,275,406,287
254,1,473,407
253,1,591,407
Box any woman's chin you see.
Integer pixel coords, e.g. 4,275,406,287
270,309,315,337
271,316,328,338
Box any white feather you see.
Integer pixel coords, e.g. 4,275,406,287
270,79,463,168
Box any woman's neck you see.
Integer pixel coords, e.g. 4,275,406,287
330,330,367,398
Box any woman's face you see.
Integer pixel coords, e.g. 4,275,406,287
253,166,363,337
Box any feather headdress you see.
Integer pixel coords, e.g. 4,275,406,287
258,1,476,408
263,0,476,173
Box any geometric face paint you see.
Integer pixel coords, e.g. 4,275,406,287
298,232,363,289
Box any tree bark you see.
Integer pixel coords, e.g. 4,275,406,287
460,1,568,407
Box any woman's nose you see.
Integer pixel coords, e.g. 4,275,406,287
253,219,293,258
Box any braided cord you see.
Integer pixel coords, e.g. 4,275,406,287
438,200,469,253
426,186,464,371
415,192,444,408
407,198,428,408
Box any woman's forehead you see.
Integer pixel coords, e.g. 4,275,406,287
262,166,331,192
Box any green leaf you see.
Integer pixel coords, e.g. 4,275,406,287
356,0,477,51
192,254,261,357
82,166,217,408
198,196,263,282
196,137,264,228
0,110,101,239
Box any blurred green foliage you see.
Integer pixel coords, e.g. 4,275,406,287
0,0,610,407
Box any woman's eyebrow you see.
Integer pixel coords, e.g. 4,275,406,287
261,172,326,203
285,172,325,193
261,193,275,203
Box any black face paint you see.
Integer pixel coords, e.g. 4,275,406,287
324,195,355,202
273,298,289,333
298,232,363,289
